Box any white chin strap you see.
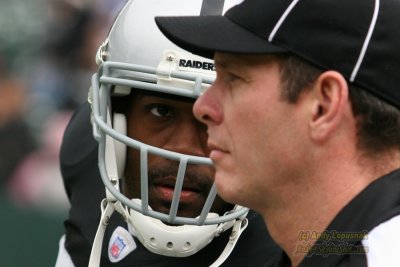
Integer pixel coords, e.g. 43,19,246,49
209,216,248,267
127,199,221,257
126,199,248,260
88,199,248,267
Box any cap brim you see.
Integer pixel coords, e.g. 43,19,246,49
155,16,286,59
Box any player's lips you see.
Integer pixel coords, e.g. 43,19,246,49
151,176,203,203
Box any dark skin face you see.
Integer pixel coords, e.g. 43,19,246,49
123,92,233,218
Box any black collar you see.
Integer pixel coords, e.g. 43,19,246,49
275,168,400,267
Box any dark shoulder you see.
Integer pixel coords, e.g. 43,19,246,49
61,102,105,248
60,102,99,198
60,102,97,169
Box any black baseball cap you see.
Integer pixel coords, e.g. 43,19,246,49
155,0,400,109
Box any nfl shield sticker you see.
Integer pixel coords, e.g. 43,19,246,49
111,237,125,258
108,226,137,262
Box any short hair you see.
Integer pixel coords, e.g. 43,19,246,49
278,55,400,156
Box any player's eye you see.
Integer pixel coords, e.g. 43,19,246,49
148,104,173,118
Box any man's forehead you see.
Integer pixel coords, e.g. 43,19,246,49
214,52,281,69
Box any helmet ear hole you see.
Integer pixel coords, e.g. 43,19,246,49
113,113,127,178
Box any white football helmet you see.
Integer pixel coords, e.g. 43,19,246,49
88,0,248,266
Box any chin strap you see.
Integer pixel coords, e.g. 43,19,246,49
89,199,115,267
89,201,248,267
89,107,124,266
209,217,249,267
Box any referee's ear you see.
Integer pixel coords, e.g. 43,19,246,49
308,71,350,142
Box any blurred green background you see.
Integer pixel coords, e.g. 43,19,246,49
0,192,65,266
0,0,126,266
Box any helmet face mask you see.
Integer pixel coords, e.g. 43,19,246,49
121,92,234,220
89,0,248,259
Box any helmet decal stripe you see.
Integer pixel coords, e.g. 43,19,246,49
200,0,225,15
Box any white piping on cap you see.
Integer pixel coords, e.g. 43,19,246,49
350,0,380,82
268,0,380,83
268,0,300,42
